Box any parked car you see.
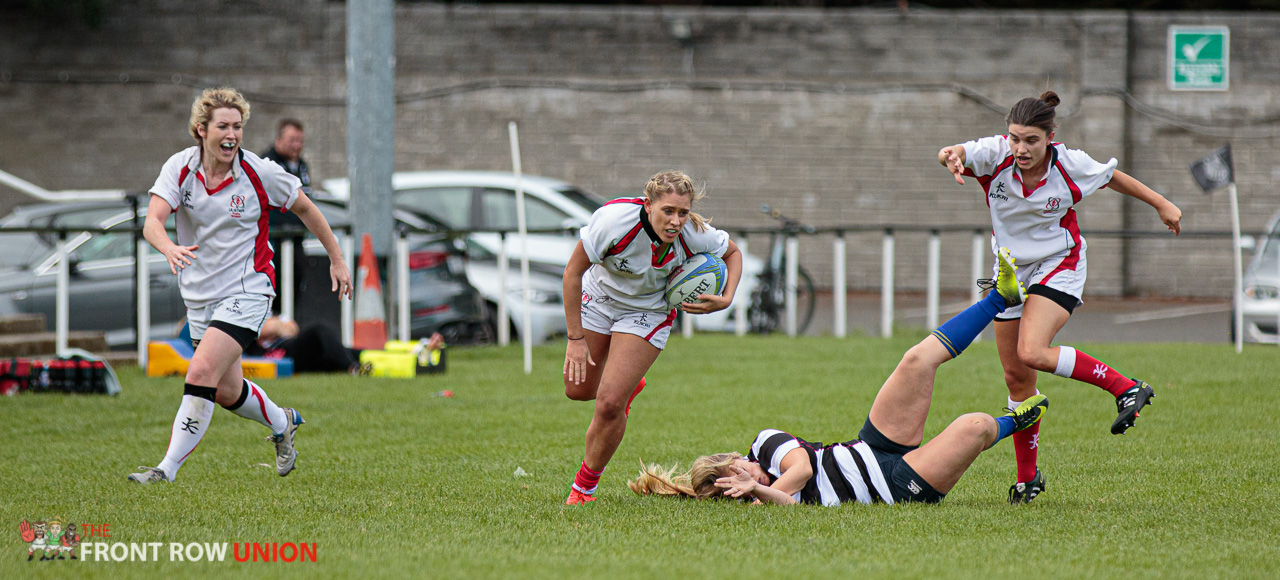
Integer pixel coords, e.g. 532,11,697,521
308,205,566,344
0,200,185,346
321,171,763,332
1239,210,1280,343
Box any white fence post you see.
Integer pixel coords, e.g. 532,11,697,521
784,235,799,337
881,229,895,338
341,232,355,348
497,231,509,346
683,305,694,338
55,233,70,354
735,236,748,336
281,236,295,321
970,230,985,343
926,230,940,331
833,233,846,338
137,239,151,367
396,231,410,342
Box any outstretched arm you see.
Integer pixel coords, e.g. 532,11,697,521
1108,170,1182,235
938,145,968,185
562,241,595,385
715,447,812,506
289,192,353,299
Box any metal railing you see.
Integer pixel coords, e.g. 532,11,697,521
2,222,1267,370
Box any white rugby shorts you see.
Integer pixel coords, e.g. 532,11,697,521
994,241,1087,320
580,290,678,350
187,293,273,343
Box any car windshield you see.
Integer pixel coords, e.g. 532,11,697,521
1256,225,1280,276
556,186,603,212
0,215,49,270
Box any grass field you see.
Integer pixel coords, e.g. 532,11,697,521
3,332,1279,578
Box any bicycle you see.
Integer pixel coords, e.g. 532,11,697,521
748,204,817,335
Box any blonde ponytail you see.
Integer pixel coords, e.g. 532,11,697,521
627,453,742,500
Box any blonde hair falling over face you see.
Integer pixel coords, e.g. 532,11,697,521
189,87,250,144
627,452,741,500
644,171,710,232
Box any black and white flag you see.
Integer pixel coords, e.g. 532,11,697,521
1189,144,1234,193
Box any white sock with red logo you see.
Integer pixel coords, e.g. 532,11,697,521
223,379,288,435
156,384,218,480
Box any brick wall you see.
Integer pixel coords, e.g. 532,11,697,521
3,2,1278,297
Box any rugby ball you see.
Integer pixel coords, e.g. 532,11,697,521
665,253,727,309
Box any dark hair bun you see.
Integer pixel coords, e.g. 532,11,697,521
1039,91,1060,108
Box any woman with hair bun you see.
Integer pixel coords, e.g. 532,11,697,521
937,91,1182,504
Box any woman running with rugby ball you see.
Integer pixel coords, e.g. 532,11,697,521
562,171,743,505
937,91,1182,503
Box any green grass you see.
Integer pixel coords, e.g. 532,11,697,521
2,334,1279,578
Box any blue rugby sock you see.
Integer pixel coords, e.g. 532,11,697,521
930,291,1008,358
994,415,1017,442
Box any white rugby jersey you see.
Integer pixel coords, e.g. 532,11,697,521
149,146,301,306
747,429,895,506
961,135,1117,265
580,198,730,312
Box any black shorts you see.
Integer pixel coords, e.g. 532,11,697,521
859,417,947,504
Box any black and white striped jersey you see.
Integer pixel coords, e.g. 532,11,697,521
747,429,895,506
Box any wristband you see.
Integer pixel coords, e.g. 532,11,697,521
567,335,585,341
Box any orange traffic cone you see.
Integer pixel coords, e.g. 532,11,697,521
353,233,387,351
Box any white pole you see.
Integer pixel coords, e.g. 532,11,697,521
784,235,799,337
926,231,940,330
509,121,533,374
281,237,295,321
1230,183,1244,353
341,233,355,348
833,234,847,338
396,232,410,342
971,231,985,305
881,230,895,338
735,237,748,336
970,231,985,343
497,231,510,346
136,239,151,367
55,235,70,354
683,305,694,338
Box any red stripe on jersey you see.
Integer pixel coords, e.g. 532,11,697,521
178,166,192,188
196,172,235,195
240,159,277,290
604,197,645,206
652,242,677,268
644,308,679,341
1055,159,1083,204
1041,209,1083,284
605,222,644,257
678,233,693,258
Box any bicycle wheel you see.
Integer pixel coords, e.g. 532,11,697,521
795,267,816,335
748,277,780,334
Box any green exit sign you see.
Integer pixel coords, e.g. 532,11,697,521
1168,26,1229,91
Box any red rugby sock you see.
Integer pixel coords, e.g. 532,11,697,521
572,460,603,495
1054,346,1137,397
